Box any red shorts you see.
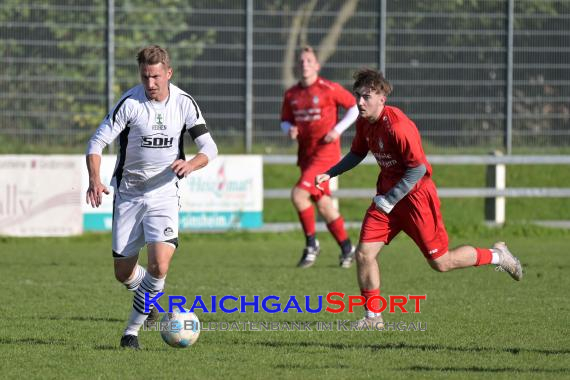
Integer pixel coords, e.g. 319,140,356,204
295,164,331,202
359,179,449,260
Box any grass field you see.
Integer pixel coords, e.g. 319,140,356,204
1,229,569,379
1,158,569,378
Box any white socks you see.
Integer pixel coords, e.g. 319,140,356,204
122,265,146,291
124,272,165,336
491,250,501,265
365,309,382,319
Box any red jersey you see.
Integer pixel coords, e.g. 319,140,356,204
281,77,356,168
350,105,432,195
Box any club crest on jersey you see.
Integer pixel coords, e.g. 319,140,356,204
141,133,174,148
378,138,384,151
152,113,167,130
312,96,319,104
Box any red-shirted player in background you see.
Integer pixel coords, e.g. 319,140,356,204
316,68,523,328
281,46,359,269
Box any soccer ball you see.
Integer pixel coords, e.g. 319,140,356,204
159,309,200,348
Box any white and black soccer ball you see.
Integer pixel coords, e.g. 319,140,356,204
160,309,200,348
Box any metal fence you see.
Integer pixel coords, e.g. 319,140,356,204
1,0,569,154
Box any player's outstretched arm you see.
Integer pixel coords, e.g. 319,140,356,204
327,151,366,178
315,151,366,190
85,153,110,208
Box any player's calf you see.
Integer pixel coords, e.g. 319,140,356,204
124,273,166,337
121,264,146,291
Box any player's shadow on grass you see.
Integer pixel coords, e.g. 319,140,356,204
93,345,187,351
274,363,350,370
0,337,66,345
254,340,570,356
406,366,569,374
39,315,124,323
94,344,120,350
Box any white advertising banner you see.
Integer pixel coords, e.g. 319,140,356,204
81,155,116,231
82,155,263,231
0,155,83,236
178,155,263,230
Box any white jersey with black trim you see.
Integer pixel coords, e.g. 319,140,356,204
87,83,213,195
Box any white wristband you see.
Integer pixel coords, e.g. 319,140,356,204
280,121,293,134
373,195,395,214
195,133,218,162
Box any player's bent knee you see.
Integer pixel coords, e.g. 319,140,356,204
114,267,132,283
428,258,451,272
355,249,374,264
147,264,169,279
147,260,171,278
114,272,125,283
316,198,336,217
291,187,310,206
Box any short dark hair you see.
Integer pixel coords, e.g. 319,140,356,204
136,45,170,68
353,68,392,96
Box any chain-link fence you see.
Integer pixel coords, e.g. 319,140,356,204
1,0,569,154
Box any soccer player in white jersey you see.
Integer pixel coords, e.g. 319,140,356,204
85,45,218,349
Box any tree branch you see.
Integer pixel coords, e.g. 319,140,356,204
282,0,318,89
317,0,359,65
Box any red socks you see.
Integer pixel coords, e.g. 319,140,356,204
326,217,348,245
298,207,315,236
475,248,493,266
361,288,381,312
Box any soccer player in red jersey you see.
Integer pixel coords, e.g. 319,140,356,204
315,68,523,328
281,46,359,269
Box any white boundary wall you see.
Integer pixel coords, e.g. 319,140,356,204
0,155,263,236
0,155,83,236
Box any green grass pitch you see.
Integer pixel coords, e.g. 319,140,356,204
0,230,568,379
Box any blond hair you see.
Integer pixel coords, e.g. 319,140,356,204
136,45,171,68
